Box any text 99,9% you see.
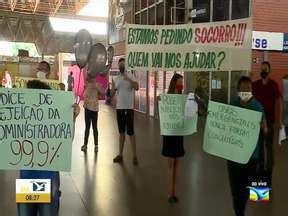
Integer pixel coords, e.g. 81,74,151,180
9,140,62,168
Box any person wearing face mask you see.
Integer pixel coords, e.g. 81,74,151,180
252,61,282,184
161,73,185,203
228,76,267,216
2,69,12,88
111,58,139,165
36,61,51,79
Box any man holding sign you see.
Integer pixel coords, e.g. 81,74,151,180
8,80,80,216
15,61,61,91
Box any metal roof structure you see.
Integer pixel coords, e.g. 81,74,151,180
0,1,107,55
0,0,81,16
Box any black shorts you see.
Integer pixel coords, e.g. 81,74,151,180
116,109,135,136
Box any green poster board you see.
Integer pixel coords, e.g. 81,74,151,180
0,88,74,171
159,94,197,136
203,101,262,164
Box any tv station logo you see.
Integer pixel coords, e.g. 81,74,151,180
248,181,270,202
16,179,51,203
32,182,47,192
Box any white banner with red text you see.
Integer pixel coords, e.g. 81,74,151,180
125,18,252,72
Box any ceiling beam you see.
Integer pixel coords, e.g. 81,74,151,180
9,0,17,12
5,17,16,41
33,0,40,14
52,0,64,16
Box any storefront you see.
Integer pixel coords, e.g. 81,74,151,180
108,0,189,116
133,0,250,113
251,0,288,92
251,31,288,92
109,0,288,116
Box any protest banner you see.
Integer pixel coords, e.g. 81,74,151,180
159,94,197,136
126,18,252,72
203,101,262,164
15,77,61,90
0,88,74,171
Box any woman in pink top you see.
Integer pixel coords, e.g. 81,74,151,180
81,77,104,152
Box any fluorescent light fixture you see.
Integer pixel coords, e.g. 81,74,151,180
0,41,40,57
78,0,108,18
49,17,107,35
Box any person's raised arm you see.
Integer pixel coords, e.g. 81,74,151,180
124,74,139,90
103,63,112,74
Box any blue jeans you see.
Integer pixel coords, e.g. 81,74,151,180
17,175,60,216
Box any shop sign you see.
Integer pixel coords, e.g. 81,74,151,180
252,31,283,51
283,33,288,51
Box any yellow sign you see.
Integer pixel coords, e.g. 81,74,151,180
16,179,51,203
15,76,60,90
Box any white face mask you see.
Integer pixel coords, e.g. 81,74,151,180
37,71,46,79
238,92,253,102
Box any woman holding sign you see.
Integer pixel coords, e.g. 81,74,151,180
228,76,267,216
161,73,185,203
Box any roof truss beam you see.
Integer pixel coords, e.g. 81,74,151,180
33,0,40,14
9,0,17,12
51,0,64,16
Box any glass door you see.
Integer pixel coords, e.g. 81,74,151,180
211,71,229,103
192,72,210,115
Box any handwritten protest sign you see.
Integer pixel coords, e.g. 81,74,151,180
15,77,60,90
159,94,197,136
126,18,252,72
0,88,74,171
203,101,262,164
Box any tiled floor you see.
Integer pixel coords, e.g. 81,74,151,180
0,103,288,216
